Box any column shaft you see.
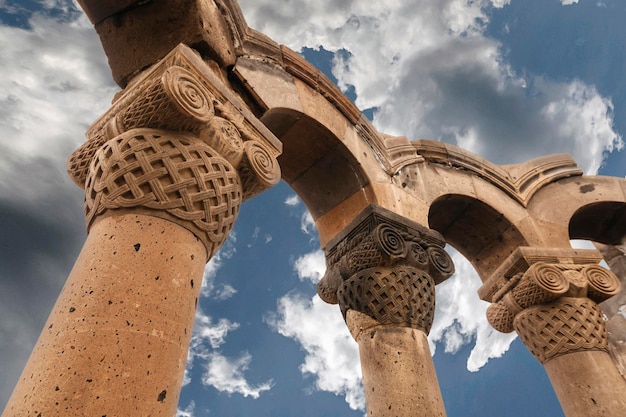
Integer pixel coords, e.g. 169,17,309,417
349,312,446,417
2,214,206,417
544,350,626,416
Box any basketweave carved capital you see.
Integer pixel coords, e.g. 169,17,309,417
84,128,241,259
318,205,453,332
513,297,609,363
485,256,620,363
486,261,620,333
67,43,281,202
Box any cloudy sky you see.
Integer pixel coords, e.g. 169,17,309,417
1,1,625,416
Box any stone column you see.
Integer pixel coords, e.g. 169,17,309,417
595,242,626,378
318,205,455,417
484,249,626,417
2,45,281,417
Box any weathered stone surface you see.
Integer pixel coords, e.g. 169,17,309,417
6,1,626,416
545,350,626,416
3,214,206,417
348,311,447,417
89,0,238,86
319,206,451,416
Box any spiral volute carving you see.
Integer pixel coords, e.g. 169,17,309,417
373,224,407,258
162,66,215,123
583,265,621,302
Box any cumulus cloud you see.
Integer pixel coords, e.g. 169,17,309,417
184,243,271,399
183,308,272,399
201,234,238,300
0,10,116,204
267,293,364,411
239,0,622,174
293,249,326,284
428,251,517,371
183,309,240,386
300,211,316,236
176,401,196,417
201,352,274,399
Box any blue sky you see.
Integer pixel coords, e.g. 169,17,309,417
1,1,624,416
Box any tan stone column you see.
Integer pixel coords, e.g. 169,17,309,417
2,45,281,417
485,255,626,417
318,205,455,417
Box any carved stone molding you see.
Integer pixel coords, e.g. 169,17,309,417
514,297,608,363
413,140,583,207
318,205,454,332
67,43,281,203
84,128,241,258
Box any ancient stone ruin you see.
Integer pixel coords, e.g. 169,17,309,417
3,1,626,416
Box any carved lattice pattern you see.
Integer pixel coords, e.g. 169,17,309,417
513,297,608,363
84,128,242,257
337,266,435,332
68,65,217,188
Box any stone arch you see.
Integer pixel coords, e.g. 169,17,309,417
428,194,528,281
260,108,371,221
569,201,626,245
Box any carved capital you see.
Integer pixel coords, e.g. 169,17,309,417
484,249,620,363
318,205,454,332
84,128,241,259
513,297,608,363
337,265,436,333
68,44,281,203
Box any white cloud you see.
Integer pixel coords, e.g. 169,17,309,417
300,211,316,235
293,249,326,284
183,308,240,387
561,0,579,5
428,251,517,371
192,311,240,350
201,352,273,399
284,194,300,206
176,401,196,417
183,308,272,398
239,0,622,175
213,284,238,301
201,234,238,300
267,293,365,411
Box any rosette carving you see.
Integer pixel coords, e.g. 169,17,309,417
200,117,244,167
427,246,455,278
84,128,242,258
